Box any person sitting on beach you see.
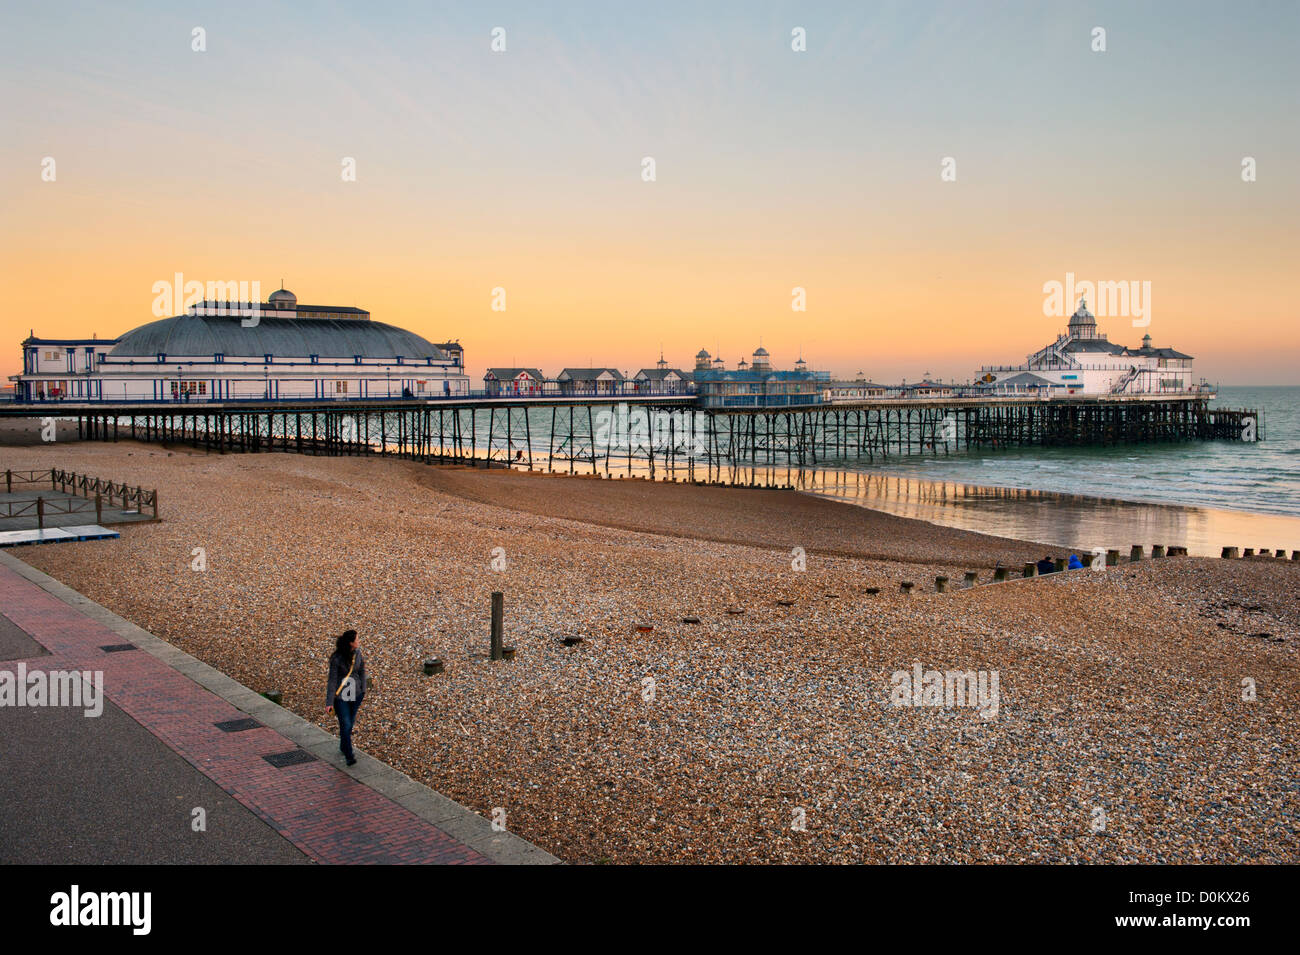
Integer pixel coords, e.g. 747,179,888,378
1067,554,1084,570
325,629,366,766
1036,556,1056,575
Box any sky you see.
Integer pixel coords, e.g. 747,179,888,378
2,0,1297,385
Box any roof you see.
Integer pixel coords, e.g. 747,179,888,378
635,368,689,380
107,314,445,360
557,368,625,380
695,369,815,382
1063,339,1127,354
996,372,1056,387
485,368,544,380
23,337,116,346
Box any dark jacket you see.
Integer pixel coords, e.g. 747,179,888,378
326,649,366,706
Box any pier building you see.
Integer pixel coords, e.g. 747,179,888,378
12,288,469,402
694,346,824,408
976,298,1196,396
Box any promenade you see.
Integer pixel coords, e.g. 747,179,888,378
0,550,559,865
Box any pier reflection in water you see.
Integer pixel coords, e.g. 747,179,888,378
802,469,1300,558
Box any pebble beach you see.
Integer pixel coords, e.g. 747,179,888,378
4,442,1297,864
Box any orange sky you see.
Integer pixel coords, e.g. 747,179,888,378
3,2,1297,385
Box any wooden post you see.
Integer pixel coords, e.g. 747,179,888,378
490,591,504,660
963,571,978,588
1130,545,1144,562
993,566,1008,582
95,493,102,524
934,576,948,593
37,496,44,530
4,469,9,493
1151,545,1166,558
1022,562,1036,578
1107,549,1120,566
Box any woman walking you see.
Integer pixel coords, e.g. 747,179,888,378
325,629,366,766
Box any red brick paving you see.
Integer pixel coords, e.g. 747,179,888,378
0,561,490,864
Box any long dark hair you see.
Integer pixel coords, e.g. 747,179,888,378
333,630,357,664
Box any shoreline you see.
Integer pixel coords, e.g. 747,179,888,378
800,467,1300,558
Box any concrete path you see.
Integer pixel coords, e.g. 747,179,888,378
0,550,560,865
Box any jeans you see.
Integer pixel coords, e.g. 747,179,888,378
334,694,364,761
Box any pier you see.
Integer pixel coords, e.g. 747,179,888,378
2,392,1261,484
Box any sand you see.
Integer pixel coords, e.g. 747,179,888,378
3,440,1297,863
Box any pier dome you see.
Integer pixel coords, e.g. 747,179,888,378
268,287,297,309
108,313,446,361
1067,296,1098,339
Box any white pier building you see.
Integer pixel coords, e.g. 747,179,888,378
975,298,1196,396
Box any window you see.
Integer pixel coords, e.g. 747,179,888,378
310,354,319,364
395,355,404,364
354,355,362,364
265,354,273,364
214,353,224,363
157,353,166,362
335,381,349,394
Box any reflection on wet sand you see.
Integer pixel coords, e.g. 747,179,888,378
799,468,1300,557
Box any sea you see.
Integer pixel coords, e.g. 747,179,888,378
806,386,1300,557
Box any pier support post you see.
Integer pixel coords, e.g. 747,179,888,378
1130,545,1144,562
1151,545,1166,559
1081,553,1095,568
934,576,948,593
1022,562,1036,578
490,591,504,661
963,571,979,588
993,567,1008,582
1243,548,1254,557
1107,549,1120,566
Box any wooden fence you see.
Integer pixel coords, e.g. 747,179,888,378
3,468,159,521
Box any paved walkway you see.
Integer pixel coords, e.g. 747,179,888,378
0,551,559,865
